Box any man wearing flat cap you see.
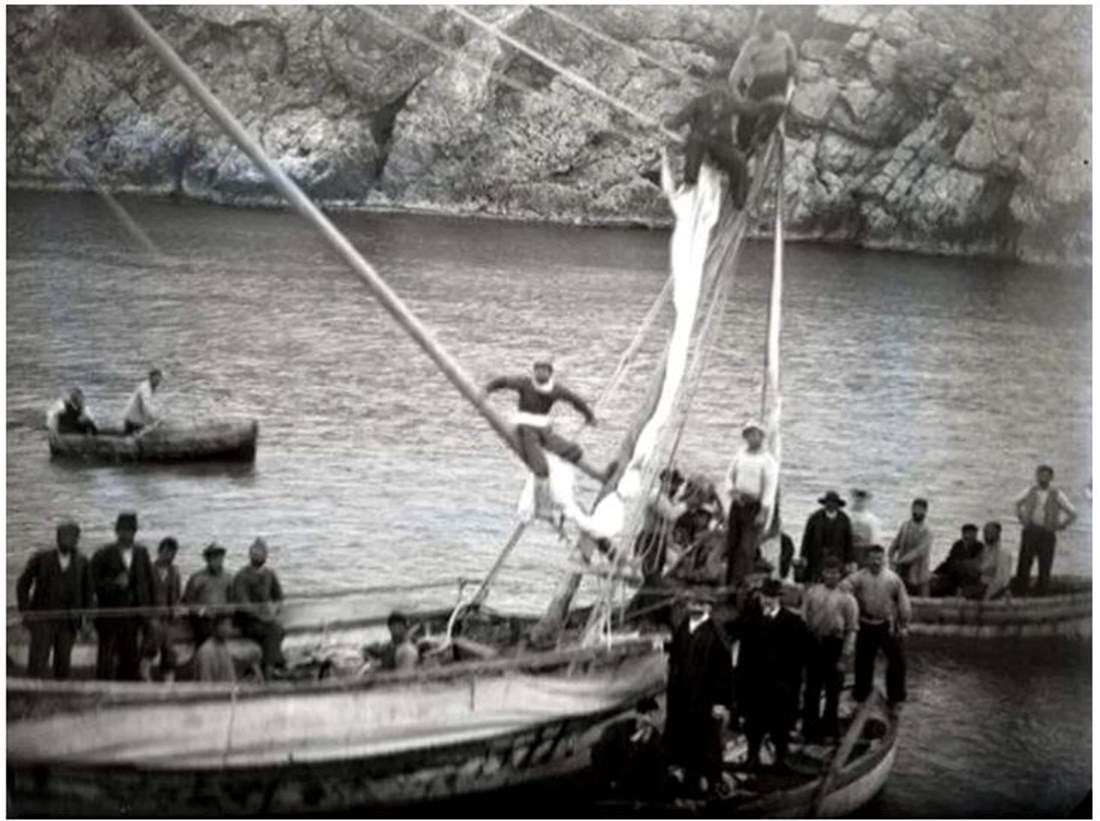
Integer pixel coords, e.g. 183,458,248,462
233,537,286,679
183,542,235,648
722,420,779,587
16,519,94,679
91,512,155,680
799,491,854,583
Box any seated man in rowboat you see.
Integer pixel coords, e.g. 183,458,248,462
484,358,615,486
664,76,758,208
978,521,1014,600
123,368,163,434
46,387,98,436
232,538,287,680
930,524,985,598
363,610,419,672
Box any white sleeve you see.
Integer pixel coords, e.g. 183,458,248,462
1056,489,1077,515
45,400,63,432
1014,488,1031,505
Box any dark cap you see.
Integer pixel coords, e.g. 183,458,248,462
202,542,226,558
56,519,81,537
961,523,979,533
852,489,870,500
1037,464,1054,476
912,498,929,509
115,512,138,532
158,537,179,553
818,490,846,507
387,609,409,625
761,579,784,598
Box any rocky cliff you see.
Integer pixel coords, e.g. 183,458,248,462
7,5,1091,264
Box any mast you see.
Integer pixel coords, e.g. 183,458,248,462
116,6,523,462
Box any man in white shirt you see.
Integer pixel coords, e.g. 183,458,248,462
849,489,884,568
123,368,163,434
1013,464,1077,596
722,421,779,587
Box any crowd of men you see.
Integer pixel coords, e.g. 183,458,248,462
15,512,286,683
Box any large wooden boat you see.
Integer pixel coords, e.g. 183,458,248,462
48,419,258,463
909,575,1091,639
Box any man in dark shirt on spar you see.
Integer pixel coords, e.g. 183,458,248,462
485,358,615,485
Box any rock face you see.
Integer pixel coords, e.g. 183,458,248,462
7,5,1091,264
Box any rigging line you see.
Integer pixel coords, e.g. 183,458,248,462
447,5,684,145
117,6,526,465
534,6,699,86
62,155,162,257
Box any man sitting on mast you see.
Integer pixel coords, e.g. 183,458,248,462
664,74,758,208
485,358,614,485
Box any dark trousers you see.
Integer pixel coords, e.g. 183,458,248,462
726,498,762,586
236,613,286,672
684,135,749,208
743,693,794,767
95,617,142,681
27,621,77,680
1015,524,1057,596
737,73,790,152
666,711,724,789
516,424,583,479
853,622,906,704
802,635,844,737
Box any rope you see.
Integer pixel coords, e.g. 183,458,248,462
447,5,683,145
8,577,481,624
534,7,700,86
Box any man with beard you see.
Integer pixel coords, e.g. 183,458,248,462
800,491,855,582
233,537,286,680
889,498,934,596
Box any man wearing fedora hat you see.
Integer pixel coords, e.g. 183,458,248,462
91,512,155,680
799,491,854,583
183,542,235,648
722,420,779,587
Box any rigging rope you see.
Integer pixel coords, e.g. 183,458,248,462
533,7,700,86
447,5,683,144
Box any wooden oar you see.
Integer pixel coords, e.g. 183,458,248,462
809,689,884,816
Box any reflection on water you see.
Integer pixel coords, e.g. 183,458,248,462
6,191,1091,816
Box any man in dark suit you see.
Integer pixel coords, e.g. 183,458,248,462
799,490,855,582
16,519,94,679
733,579,809,770
664,592,734,797
91,512,155,681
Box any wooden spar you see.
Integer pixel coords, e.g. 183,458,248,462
447,5,684,145
116,6,522,462
811,690,883,817
468,522,527,607
63,156,161,256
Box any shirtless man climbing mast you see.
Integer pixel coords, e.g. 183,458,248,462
485,358,614,484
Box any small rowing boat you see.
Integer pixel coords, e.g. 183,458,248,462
48,419,259,463
909,575,1091,639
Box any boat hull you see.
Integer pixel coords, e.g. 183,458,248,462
8,643,666,816
909,577,1091,639
48,419,258,463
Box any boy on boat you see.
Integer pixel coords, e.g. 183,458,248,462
123,368,163,434
728,11,797,152
195,614,236,683
16,519,94,680
1013,464,1077,596
484,358,614,484
664,78,757,208
46,388,98,436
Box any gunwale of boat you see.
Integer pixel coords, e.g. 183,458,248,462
47,418,259,463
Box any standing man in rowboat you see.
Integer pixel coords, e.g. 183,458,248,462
45,388,98,436
484,358,615,484
722,421,779,587
1013,464,1077,596
16,519,94,679
123,368,163,434
843,545,910,709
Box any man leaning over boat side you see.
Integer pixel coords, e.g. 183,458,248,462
91,512,156,681
45,387,98,436
123,368,163,434
842,545,910,710
484,358,615,485
721,420,778,588
16,519,94,680
1013,464,1077,596
888,498,933,597
232,537,287,680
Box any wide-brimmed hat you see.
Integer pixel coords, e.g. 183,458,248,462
760,579,784,598
202,542,227,558
818,490,846,507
